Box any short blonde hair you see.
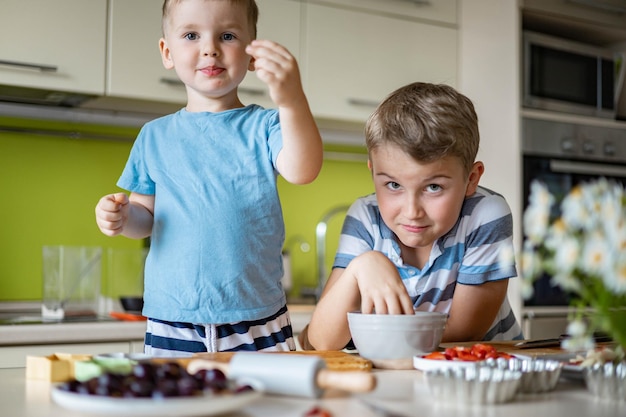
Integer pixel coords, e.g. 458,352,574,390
161,0,259,38
365,82,479,176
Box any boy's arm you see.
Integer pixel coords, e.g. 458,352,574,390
307,267,358,350
442,280,509,342
306,251,414,350
246,40,323,184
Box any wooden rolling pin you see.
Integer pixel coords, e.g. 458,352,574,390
187,352,377,398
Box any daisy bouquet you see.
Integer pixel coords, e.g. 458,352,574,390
520,178,626,352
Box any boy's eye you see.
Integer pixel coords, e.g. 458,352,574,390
222,33,235,41
385,182,401,191
184,32,199,41
426,184,442,193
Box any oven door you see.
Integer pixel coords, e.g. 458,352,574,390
522,155,626,306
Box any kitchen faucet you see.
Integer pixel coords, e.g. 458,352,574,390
308,205,350,301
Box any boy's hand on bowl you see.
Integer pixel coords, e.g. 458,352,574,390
348,251,414,315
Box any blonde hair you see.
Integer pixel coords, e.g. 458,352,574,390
365,82,479,176
161,0,259,38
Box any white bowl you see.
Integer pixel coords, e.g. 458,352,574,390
347,311,447,369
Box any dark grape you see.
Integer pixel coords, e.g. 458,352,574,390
196,368,228,391
127,378,154,398
131,362,156,380
177,375,202,396
153,378,179,398
57,380,81,392
235,384,254,393
155,361,185,380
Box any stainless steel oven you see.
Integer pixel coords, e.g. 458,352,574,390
521,115,626,337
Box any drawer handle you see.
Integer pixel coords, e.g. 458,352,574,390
0,59,57,72
405,0,432,5
347,98,380,108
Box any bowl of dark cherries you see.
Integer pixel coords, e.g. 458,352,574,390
57,361,255,398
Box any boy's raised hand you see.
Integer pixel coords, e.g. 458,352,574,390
351,251,415,315
245,39,305,108
95,193,129,236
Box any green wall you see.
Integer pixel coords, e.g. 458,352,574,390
0,117,373,301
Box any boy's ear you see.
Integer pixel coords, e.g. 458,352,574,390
248,56,256,71
367,159,372,171
159,38,174,70
465,161,484,196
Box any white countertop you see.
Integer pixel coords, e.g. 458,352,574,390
2,365,623,417
0,320,148,346
0,304,314,346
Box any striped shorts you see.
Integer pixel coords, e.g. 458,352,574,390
143,305,296,357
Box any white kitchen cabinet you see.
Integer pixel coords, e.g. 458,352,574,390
302,1,457,123
0,0,107,95
311,0,458,25
107,0,301,109
106,0,186,105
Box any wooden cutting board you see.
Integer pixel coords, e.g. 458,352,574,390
189,350,373,372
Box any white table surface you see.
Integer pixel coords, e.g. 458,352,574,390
2,365,624,417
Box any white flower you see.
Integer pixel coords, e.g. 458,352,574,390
519,241,542,282
561,186,590,229
551,272,581,293
602,252,626,294
550,225,579,274
567,319,587,337
524,182,553,244
562,320,595,352
580,232,611,276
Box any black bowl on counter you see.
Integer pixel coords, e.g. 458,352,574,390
119,296,144,313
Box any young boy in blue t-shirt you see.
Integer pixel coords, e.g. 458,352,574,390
95,0,322,356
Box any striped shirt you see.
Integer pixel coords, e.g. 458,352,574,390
334,186,523,340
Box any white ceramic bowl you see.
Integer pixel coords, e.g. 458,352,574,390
347,311,447,369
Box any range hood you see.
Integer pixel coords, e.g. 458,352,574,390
0,85,367,148
0,84,95,108
0,84,183,127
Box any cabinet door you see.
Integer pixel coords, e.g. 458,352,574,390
107,0,186,105
0,0,107,95
309,0,458,25
303,3,457,123
107,0,300,109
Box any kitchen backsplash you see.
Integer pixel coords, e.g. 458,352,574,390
0,116,372,301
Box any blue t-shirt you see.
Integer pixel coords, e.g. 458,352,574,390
118,105,287,323
334,187,523,340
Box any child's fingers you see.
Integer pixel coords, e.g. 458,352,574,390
97,193,128,213
112,192,129,207
246,39,292,61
